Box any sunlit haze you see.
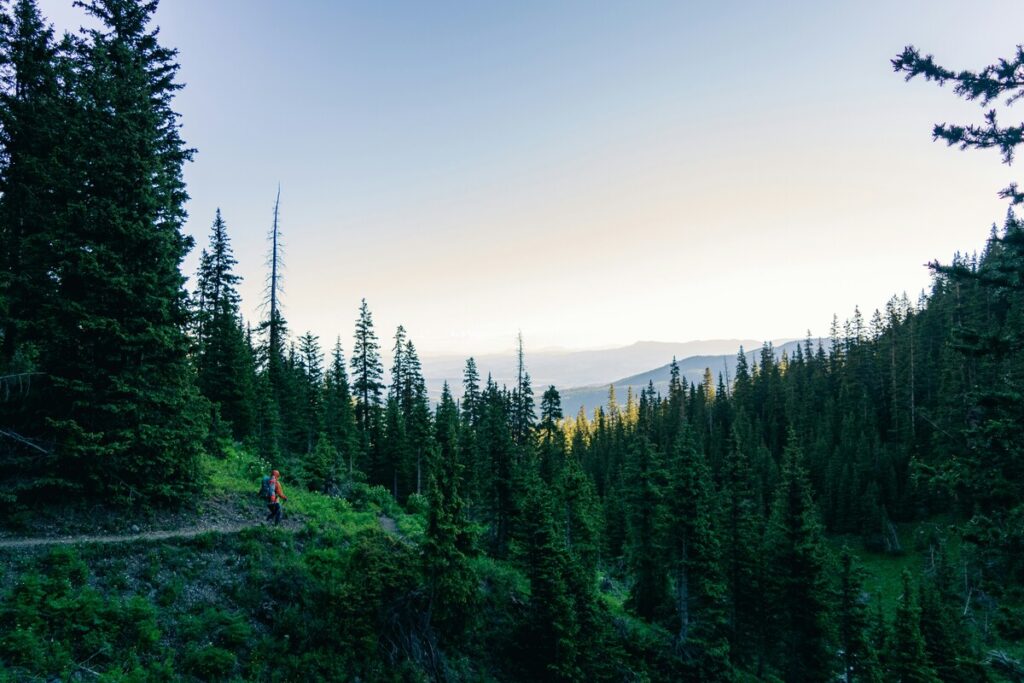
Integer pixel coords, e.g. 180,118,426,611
39,0,1024,356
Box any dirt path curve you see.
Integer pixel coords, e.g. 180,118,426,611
377,514,416,547
0,522,258,550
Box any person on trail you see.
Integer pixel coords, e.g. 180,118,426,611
265,469,288,525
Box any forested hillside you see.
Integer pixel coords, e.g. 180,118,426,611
1,1,1023,681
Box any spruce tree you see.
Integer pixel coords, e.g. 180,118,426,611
719,422,764,669
538,385,566,486
478,377,516,558
193,209,254,441
351,298,384,472
764,430,835,682
888,571,940,683
624,436,669,621
837,551,883,683
511,333,535,445
38,0,205,501
665,430,731,679
515,468,581,681
323,339,359,476
0,0,69,495
424,383,475,639
894,41,1024,586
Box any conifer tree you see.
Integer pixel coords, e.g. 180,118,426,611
0,0,69,492
323,339,358,476
297,331,324,452
0,0,62,371
837,551,883,683
38,0,205,500
538,385,566,486
193,209,254,440
460,357,481,427
516,468,581,681
665,431,731,679
764,430,835,682
888,571,940,683
458,357,481,508
478,378,516,557
351,298,384,453
402,339,432,495
511,333,535,445
894,41,1024,587
719,423,764,669
624,436,669,621
559,446,601,580
424,383,475,639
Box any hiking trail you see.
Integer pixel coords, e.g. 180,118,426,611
0,522,259,549
1,512,408,550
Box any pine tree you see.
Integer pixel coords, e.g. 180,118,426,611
665,430,731,679
764,430,835,682
458,357,481,509
624,436,669,621
460,357,481,427
511,333,535,445
837,551,883,683
0,0,70,494
193,209,254,441
888,571,940,683
402,339,432,495
37,0,205,501
297,331,324,453
538,385,566,486
424,383,475,639
0,0,61,370
516,468,581,681
894,41,1024,587
478,378,516,558
719,422,765,669
323,339,359,476
351,298,384,455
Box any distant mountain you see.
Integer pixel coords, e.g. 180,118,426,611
421,339,790,401
557,339,828,417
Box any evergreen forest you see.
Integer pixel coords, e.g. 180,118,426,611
1,1,1022,681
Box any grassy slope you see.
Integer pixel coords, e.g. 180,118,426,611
0,449,425,681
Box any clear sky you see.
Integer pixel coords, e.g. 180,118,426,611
38,1,1024,356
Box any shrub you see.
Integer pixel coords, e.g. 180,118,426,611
404,492,429,516
347,483,398,514
183,645,237,680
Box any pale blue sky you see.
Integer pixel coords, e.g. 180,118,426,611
38,1,1024,355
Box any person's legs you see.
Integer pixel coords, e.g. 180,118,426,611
273,503,283,524
266,503,276,521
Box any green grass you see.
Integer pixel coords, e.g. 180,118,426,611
204,445,383,537
830,519,965,617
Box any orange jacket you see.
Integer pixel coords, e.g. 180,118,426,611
270,477,287,504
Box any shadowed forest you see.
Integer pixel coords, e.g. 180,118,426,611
1,1,1023,681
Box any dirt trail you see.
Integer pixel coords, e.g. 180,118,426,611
0,522,258,549
377,514,399,535
1,512,403,550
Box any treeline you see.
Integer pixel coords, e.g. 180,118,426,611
170,186,1024,680
2,0,1023,679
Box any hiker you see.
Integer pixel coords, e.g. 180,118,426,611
262,469,288,525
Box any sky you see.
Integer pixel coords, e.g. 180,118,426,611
37,0,1024,356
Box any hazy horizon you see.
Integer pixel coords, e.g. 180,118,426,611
37,0,1024,357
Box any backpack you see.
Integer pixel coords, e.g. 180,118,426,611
259,475,274,501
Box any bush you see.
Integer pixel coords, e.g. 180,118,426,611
0,561,164,677
183,645,237,680
404,492,429,516
347,483,398,515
